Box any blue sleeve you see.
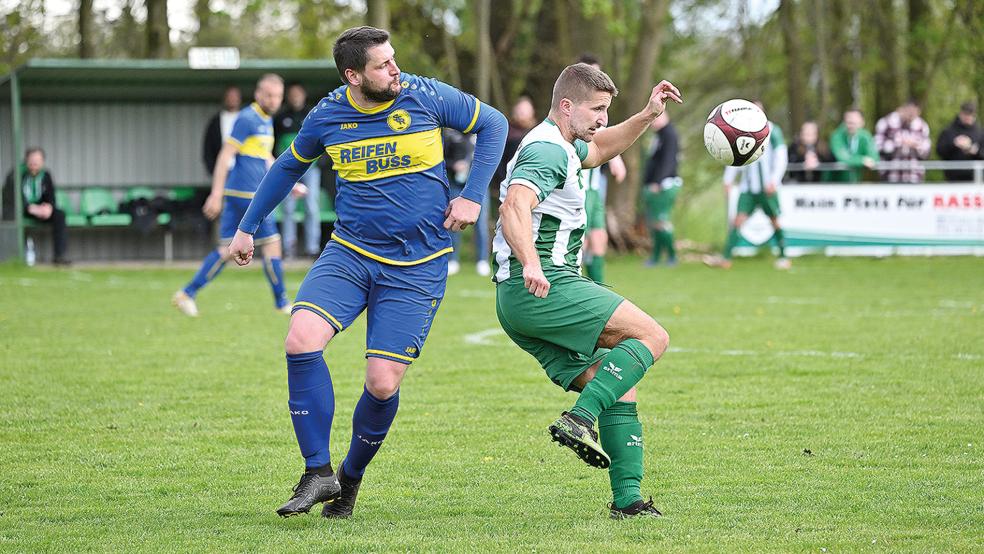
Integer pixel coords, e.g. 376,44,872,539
227,114,251,148
459,102,507,203
238,110,323,234
419,77,507,204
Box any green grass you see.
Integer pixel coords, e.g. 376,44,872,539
1,256,982,552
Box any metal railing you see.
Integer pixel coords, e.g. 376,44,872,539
784,160,984,184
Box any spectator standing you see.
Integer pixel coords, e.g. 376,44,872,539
829,108,879,182
493,95,538,196
202,85,242,176
642,112,681,266
874,100,931,183
936,101,983,182
275,83,322,258
787,120,833,183
444,128,490,276
4,148,69,264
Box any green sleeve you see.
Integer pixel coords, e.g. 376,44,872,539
573,139,589,162
769,123,785,148
509,141,569,201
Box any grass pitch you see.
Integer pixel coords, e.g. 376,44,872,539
1,256,982,552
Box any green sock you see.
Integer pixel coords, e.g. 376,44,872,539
599,401,645,509
723,227,739,259
570,339,654,423
661,229,676,261
650,230,663,262
586,256,605,283
773,228,786,258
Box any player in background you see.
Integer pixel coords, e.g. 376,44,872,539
492,63,681,519
705,101,790,270
173,74,301,317
577,54,626,284
227,27,507,519
642,111,681,266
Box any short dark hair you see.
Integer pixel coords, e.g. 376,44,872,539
24,147,44,159
550,63,618,110
960,101,976,115
577,53,601,67
333,26,391,81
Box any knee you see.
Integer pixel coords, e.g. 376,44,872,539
365,373,400,400
284,321,331,355
641,320,669,361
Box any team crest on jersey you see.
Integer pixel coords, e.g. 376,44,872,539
387,109,412,132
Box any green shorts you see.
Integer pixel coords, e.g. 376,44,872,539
643,185,679,225
737,191,780,218
495,267,624,391
585,188,606,231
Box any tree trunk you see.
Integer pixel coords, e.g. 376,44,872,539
779,0,806,133
145,0,171,58
828,0,856,118
475,0,491,102
870,0,901,120
608,0,668,248
367,0,390,30
906,0,930,106
78,0,94,58
812,0,832,129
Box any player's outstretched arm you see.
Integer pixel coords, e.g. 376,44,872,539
444,103,508,231
583,80,683,169
499,185,550,298
238,148,313,237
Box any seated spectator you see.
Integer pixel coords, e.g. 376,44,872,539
787,120,833,182
875,99,931,183
936,101,983,182
829,108,879,182
3,147,69,264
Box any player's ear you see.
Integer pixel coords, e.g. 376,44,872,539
344,68,361,87
560,98,573,118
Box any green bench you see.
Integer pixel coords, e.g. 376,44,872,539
272,189,338,224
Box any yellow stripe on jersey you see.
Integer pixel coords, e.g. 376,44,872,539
462,98,481,134
324,128,443,183
223,189,255,198
238,135,274,159
346,87,395,114
332,233,454,266
291,142,320,163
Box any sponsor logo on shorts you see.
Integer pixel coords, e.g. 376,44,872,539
290,409,309,415
405,347,418,355
604,362,623,381
626,434,643,447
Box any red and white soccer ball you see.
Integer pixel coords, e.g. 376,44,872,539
703,99,771,166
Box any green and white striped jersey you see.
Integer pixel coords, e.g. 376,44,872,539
492,119,590,283
723,121,788,194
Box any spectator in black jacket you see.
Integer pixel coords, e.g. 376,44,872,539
936,102,983,182
4,147,68,263
202,86,242,175
787,120,834,183
641,112,681,266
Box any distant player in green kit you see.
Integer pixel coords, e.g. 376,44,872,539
642,111,681,266
491,63,682,519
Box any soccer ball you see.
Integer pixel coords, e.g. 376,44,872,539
703,99,770,166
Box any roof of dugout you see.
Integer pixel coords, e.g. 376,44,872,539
0,58,342,102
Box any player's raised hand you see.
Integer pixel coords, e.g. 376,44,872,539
202,193,223,220
523,264,550,298
444,196,481,232
646,80,683,118
228,230,255,266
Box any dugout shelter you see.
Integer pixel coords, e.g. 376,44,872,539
0,58,342,262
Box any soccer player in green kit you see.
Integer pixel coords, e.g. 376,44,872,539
492,63,681,519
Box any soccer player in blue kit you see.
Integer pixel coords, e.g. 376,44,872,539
228,27,507,518
173,74,302,317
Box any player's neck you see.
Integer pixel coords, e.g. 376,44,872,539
348,86,387,111
548,111,577,144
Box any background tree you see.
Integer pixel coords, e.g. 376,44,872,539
145,0,171,58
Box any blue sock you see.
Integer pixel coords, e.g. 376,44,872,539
183,249,226,297
263,257,288,308
286,351,335,469
342,387,400,479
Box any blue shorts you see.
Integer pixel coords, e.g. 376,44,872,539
293,241,448,364
220,194,280,245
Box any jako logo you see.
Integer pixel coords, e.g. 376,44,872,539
340,122,359,130
604,362,623,381
358,434,384,447
290,409,309,415
626,434,643,447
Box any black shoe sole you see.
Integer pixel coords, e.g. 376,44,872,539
548,423,611,469
276,490,341,518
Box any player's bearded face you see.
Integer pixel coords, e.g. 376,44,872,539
568,93,612,143
359,43,402,103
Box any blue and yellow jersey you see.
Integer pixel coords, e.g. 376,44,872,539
288,73,484,265
225,102,274,197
